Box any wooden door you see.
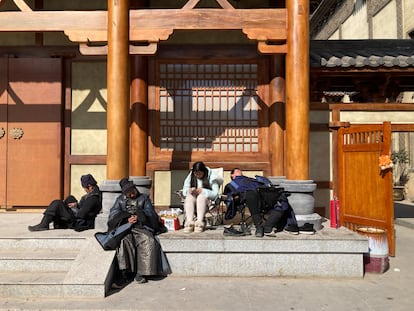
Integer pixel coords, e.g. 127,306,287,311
0,58,62,208
338,122,395,256
0,58,7,206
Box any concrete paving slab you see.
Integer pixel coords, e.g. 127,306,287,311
1,204,413,310
0,223,413,310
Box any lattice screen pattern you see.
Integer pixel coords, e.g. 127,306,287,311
159,63,259,152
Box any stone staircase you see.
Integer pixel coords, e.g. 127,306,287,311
0,235,115,298
0,213,369,298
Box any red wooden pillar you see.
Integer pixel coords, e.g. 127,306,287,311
107,0,130,179
130,56,148,176
269,55,286,176
285,0,309,180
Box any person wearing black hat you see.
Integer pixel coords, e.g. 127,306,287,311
107,177,169,286
28,174,102,232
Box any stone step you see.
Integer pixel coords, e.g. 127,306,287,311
0,216,370,298
158,225,369,278
0,271,66,284
0,236,114,298
0,237,85,249
0,238,83,272
0,272,104,298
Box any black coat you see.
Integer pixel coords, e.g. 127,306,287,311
107,189,166,234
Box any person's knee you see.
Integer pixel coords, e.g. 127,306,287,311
196,195,208,210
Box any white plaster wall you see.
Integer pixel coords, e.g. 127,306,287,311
340,111,414,124
329,29,340,40
310,132,332,182
71,62,107,155
310,110,330,124
372,0,397,39
342,4,369,39
403,0,414,38
70,165,106,201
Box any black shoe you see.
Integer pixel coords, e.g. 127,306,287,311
223,225,246,236
255,226,264,237
135,274,148,284
28,224,49,232
112,278,128,289
284,224,299,235
299,223,315,235
112,271,133,289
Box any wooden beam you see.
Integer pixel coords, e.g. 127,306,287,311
0,9,287,42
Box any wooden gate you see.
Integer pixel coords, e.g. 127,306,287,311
338,122,395,256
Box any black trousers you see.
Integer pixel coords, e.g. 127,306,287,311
243,190,262,217
44,199,75,227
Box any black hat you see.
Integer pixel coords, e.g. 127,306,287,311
119,177,135,194
81,174,97,188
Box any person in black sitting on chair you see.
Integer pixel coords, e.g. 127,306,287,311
223,168,300,237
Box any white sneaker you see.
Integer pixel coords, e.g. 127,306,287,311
183,224,194,233
194,221,205,233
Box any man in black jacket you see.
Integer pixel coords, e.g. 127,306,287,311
223,168,295,237
28,174,102,232
107,178,169,286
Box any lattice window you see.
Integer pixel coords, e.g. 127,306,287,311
158,63,259,152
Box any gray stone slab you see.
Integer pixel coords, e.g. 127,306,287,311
159,226,368,254
166,253,364,277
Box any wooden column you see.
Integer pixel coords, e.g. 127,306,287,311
269,55,285,176
107,0,130,179
285,0,309,180
130,56,148,176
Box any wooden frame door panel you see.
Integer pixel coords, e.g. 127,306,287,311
0,58,7,207
3,58,62,208
338,122,395,256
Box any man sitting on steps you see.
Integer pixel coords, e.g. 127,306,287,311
223,168,309,237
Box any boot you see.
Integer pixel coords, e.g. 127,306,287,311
28,214,53,232
264,210,283,234
112,270,133,289
252,214,264,238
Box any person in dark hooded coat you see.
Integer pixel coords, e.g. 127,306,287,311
28,174,102,232
108,177,170,286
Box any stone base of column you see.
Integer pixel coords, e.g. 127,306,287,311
279,179,322,231
95,180,121,231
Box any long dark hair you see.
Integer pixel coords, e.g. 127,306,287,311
190,161,211,190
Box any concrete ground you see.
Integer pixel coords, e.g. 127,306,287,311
1,200,414,311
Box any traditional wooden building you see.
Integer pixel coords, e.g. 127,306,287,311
2,1,411,245
0,0,313,211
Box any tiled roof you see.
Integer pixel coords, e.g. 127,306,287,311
310,40,414,68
